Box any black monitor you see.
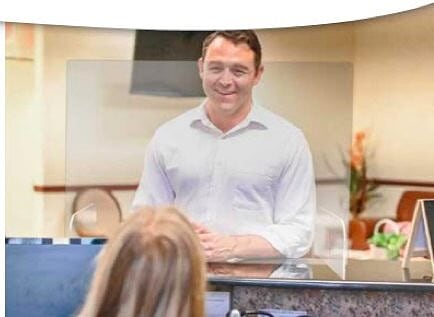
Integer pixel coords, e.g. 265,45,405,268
130,30,211,97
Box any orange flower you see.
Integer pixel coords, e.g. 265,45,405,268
351,152,364,171
355,131,365,142
350,131,365,171
347,130,380,217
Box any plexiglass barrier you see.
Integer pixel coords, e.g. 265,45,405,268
312,207,348,279
65,60,206,236
66,60,353,256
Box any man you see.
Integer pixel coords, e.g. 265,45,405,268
132,30,316,260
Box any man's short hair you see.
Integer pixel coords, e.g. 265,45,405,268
201,30,262,71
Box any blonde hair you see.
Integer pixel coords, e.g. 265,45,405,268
79,206,206,317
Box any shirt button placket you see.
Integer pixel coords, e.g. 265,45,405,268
207,135,225,224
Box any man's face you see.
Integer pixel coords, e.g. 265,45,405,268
198,36,263,116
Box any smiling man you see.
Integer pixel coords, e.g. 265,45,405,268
132,30,316,261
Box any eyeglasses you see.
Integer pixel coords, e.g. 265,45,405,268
226,310,274,317
226,309,312,317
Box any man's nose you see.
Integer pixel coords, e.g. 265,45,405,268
218,69,233,85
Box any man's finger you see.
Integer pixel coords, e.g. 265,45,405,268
191,221,210,234
190,221,202,230
198,233,214,243
201,242,213,251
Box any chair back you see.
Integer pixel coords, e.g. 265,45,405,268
71,188,122,237
396,190,434,221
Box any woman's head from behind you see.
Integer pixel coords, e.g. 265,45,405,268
80,206,206,317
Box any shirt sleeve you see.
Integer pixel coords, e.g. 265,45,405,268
257,132,317,258
131,134,175,210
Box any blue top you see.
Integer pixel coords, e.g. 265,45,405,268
5,237,434,317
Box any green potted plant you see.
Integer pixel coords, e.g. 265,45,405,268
346,131,382,250
368,219,407,260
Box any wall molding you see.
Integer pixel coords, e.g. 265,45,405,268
33,184,138,193
33,178,434,193
370,178,434,188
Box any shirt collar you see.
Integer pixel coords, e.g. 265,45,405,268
245,102,269,129
190,99,269,131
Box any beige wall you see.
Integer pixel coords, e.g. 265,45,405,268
258,23,354,62
5,5,434,236
352,6,434,217
41,25,135,185
6,59,41,235
353,6,434,179
6,25,136,236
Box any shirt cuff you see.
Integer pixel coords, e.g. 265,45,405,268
257,228,311,259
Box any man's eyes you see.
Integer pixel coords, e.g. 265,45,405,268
209,66,223,73
232,69,247,76
207,66,248,76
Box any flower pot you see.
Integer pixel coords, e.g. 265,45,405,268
349,217,373,250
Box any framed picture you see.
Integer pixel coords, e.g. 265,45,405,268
402,199,434,276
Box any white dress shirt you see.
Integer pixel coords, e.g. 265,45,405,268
132,101,316,258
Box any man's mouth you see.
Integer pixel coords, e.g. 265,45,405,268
215,90,236,96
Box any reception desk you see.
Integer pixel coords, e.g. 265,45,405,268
6,238,434,316
208,259,433,316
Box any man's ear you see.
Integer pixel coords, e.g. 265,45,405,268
198,57,204,79
253,64,264,85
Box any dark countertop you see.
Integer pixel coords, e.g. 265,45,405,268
208,258,434,291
